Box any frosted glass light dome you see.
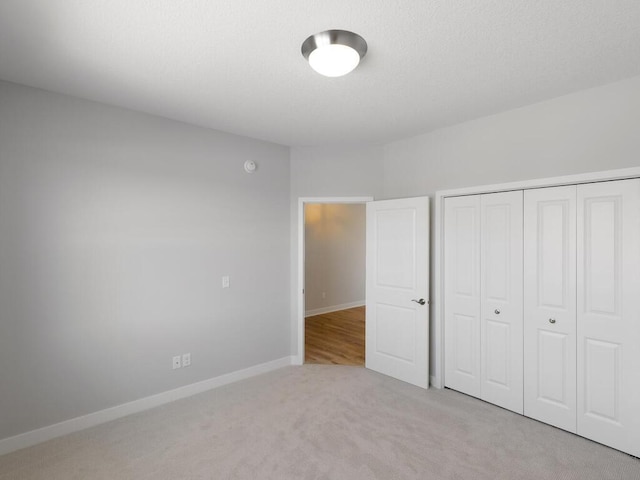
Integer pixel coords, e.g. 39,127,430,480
301,30,367,78
308,44,361,77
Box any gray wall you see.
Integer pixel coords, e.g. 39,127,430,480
0,81,291,440
304,203,365,314
383,75,640,198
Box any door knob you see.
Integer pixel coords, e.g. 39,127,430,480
549,318,556,324
494,309,500,315
412,298,426,305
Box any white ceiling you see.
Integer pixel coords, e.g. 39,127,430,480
1,1,639,147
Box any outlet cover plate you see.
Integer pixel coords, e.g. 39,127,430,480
172,355,181,369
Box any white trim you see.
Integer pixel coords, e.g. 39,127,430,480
0,356,295,456
296,196,374,365
305,301,365,317
433,166,640,390
432,192,444,389
434,166,640,199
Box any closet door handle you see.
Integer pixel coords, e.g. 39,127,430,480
549,318,556,324
412,298,426,306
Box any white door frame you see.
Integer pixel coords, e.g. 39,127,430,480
433,166,640,389
295,196,374,365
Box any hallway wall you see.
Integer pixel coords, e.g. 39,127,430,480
304,203,365,315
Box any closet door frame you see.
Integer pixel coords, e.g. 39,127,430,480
433,166,640,389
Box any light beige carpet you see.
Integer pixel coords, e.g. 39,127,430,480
1,365,639,479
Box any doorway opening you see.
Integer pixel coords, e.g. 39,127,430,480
304,202,366,365
296,197,373,366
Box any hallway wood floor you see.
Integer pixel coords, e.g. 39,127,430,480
304,306,365,365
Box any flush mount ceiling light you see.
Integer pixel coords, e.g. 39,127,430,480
301,30,367,77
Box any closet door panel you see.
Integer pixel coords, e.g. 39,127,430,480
480,191,523,414
577,179,640,457
444,195,481,397
524,186,577,433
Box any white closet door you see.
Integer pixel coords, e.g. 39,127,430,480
577,179,640,457
480,191,523,414
524,186,577,433
444,195,481,397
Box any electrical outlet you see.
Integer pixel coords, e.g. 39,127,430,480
172,355,181,370
182,353,191,367
222,275,230,288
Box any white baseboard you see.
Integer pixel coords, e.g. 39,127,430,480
0,355,295,457
305,301,365,317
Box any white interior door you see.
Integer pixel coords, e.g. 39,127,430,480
524,186,577,433
365,197,430,388
444,195,481,397
480,191,523,414
577,179,640,457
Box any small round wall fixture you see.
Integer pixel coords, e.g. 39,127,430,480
244,160,257,173
301,30,367,77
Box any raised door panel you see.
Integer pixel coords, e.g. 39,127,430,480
577,179,640,457
524,186,577,433
444,195,481,397
480,191,523,414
